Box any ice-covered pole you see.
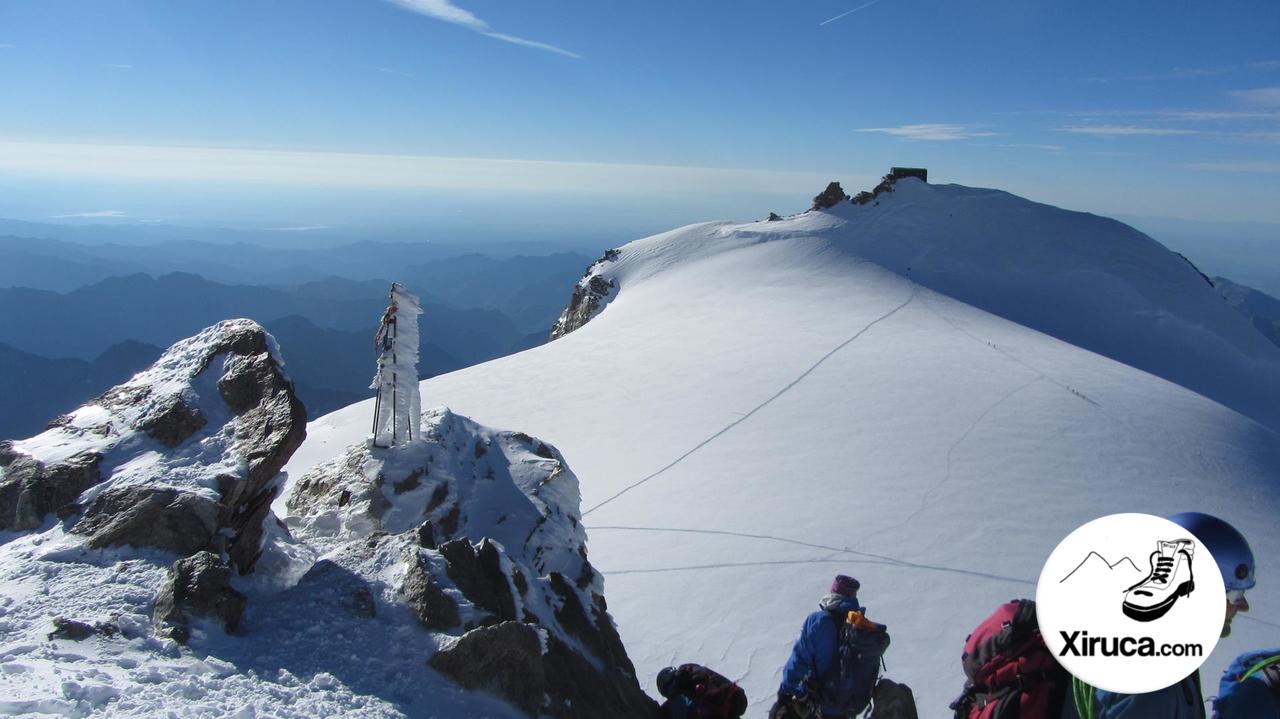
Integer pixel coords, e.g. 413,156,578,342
370,283,422,447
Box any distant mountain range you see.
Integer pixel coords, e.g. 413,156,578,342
0,227,590,292
0,339,161,439
0,240,592,438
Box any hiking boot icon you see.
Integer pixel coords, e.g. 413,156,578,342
1122,539,1195,622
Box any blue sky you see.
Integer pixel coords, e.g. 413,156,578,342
1,0,1278,230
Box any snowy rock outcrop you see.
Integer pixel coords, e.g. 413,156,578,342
810,180,849,210
153,551,247,642
283,407,656,718
0,323,652,716
549,248,621,340
0,319,305,573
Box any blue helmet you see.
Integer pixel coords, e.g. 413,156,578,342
1170,512,1256,591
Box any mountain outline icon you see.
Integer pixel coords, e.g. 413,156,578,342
1059,551,1144,584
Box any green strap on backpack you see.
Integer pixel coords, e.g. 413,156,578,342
1071,677,1096,719
1240,654,1280,684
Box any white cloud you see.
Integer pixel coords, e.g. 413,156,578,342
855,124,999,141
47,209,126,218
1231,87,1280,107
372,66,414,78
1187,161,1280,174
1158,110,1280,121
1058,125,1198,136
819,0,882,27
386,0,581,59
266,225,331,232
481,32,581,59
104,63,133,70
0,140,869,196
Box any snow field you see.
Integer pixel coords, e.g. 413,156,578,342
288,188,1280,716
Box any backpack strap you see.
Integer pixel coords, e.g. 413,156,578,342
1071,677,1096,719
1249,658,1280,704
1241,655,1280,684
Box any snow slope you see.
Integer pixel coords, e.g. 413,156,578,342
287,180,1280,716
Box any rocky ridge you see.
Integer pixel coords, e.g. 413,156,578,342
1,318,305,574
284,406,655,718
549,248,621,340
0,321,653,717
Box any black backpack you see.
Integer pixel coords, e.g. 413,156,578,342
657,663,748,719
818,612,891,717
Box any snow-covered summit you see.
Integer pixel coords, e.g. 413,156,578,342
558,177,1280,430
291,178,1280,715
276,407,653,717
3,318,305,573
0,318,651,717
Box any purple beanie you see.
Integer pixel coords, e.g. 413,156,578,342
831,574,861,597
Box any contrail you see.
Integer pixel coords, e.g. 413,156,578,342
819,0,883,26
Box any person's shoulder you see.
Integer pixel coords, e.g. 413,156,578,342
1095,682,1193,718
1217,673,1279,716
804,608,837,628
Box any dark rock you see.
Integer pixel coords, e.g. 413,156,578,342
425,482,449,514
0,451,101,531
0,440,16,466
72,486,219,556
197,325,269,375
153,552,246,642
550,251,619,340
811,181,849,210
477,539,520,621
137,396,206,448
548,573,632,673
94,383,150,413
542,634,658,719
216,351,274,413
402,553,460,630
218,348,306,574
853,191,875,205
511,565,529,598
870,678,919,719
474,440,487,458
533,442,555,459
348,586,377,619
48,617,118,641
438,503,460,539
392,468,423,495
767,212,782,221
415,520,437,549
439,538,518,622
428,621,546,717
48,618,96,641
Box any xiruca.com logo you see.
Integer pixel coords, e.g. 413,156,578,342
1036,513,1226,693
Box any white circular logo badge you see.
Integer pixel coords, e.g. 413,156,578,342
1036,513,1225,693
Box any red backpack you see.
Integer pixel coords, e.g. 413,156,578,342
950,599,1068,719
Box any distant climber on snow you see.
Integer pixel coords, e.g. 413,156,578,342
770,575,891,719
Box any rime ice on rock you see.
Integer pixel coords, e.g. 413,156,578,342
370,283,422,447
